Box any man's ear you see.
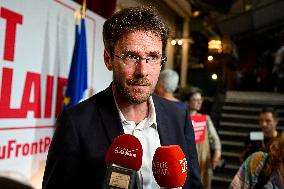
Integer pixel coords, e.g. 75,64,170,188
104,49,113,71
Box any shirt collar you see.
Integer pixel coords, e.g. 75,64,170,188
147,96,157,130
114,96,157,130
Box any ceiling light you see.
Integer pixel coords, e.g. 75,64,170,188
208,55,213,61
211,73,218,80
171,40,177,46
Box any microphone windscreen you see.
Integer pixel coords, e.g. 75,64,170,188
152,145,188,188
105,134,143,171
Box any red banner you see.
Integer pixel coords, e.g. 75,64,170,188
191,115,207,144
0,1,111,189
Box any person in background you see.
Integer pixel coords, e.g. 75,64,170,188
187,87,221,189
0,171,34,189
155,68,187,109
229,131,284,189
239,107,279,162
42,6,203,189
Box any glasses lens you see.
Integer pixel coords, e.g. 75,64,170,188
146,56,160,65
124,54,139,65
114,52,167,67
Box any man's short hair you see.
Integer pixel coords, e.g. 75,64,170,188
103,6,170,56
158,69,179,93
260,107,279,119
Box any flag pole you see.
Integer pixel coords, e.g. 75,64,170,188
81,0,87,18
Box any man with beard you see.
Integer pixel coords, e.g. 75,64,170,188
42,6,203,189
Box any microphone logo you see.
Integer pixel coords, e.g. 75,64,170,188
103,134,143,189
179,158,187,173
152,161,169,175
152,145,188,188
114,146,138,158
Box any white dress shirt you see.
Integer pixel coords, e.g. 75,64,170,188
116,97,161,189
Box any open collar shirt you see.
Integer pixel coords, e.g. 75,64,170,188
116,96,161,189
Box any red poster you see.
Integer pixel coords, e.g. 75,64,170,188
190,115,207,144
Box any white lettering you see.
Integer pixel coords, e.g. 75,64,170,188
114,147,138,158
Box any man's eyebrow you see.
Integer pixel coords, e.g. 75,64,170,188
148,51,161,56
121,50,138,55
120,50,162,56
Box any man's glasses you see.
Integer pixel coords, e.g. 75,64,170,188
112,52,167,67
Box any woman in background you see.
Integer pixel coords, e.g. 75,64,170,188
187,87,222,189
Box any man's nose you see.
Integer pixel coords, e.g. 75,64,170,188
260,121,267,126
134,61,149,77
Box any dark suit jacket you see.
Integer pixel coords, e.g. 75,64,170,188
42,85,203,189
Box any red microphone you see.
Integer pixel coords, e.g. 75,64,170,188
152,145,188,188
102,134,143,189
